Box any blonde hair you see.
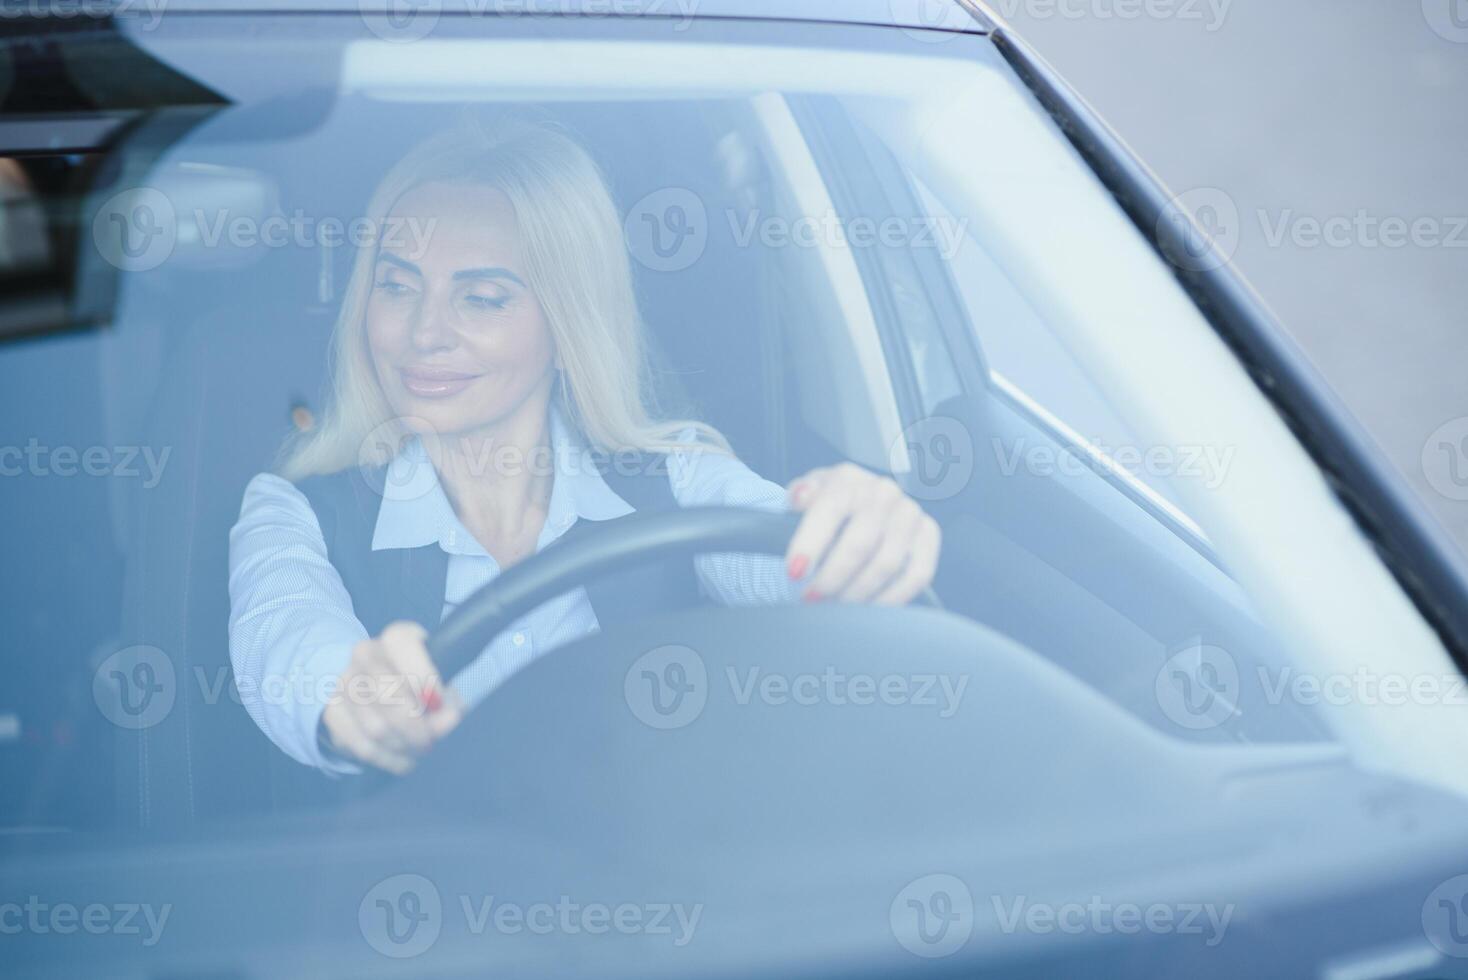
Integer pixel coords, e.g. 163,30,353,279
279,114,726,481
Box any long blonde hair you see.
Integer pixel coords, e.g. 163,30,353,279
280,114,726,480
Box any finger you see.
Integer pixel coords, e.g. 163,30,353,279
352,738,417,776
785,467,830,512
806,478,904,600
371,625,457,746
374,698,438,754
840,498,925,603
349,693,416,754
377,621,444,713
327,706,416,774
426,697,463,740
873,514,942,606
784,465,863,585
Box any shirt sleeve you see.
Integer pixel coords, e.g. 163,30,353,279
227,472,365,774
665,434,803,606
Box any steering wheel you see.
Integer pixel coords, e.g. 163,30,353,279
426,506,802,686
352,506,939,788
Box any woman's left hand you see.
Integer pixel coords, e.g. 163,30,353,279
784,462,942,605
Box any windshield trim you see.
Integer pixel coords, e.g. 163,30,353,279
986,25,1468,667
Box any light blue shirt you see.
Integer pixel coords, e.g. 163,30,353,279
228,409,798,772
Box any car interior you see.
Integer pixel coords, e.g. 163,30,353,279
2,84,1331,844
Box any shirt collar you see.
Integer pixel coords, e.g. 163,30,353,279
370,405,634,554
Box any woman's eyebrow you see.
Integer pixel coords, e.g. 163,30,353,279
375,254,525,288
452,267,526,287
377,252,422,275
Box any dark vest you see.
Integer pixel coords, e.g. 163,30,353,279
295,452,702,640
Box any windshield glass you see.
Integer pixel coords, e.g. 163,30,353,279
2,10,1454,867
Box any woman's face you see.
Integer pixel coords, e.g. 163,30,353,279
365,180,557,441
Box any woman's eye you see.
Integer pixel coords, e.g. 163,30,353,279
464,293,509,312
373,278,415,298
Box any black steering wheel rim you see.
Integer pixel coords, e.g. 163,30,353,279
427,506,801,687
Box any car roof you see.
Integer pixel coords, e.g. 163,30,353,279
142,0,993,34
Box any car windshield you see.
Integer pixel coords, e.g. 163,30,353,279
4,13,1465,970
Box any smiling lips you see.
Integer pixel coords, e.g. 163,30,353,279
399,365,483,398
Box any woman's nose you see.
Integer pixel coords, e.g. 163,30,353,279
408,293,458,352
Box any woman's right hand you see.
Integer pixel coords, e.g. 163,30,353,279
319,621,463,774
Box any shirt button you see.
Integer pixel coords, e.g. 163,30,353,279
512,631,526,647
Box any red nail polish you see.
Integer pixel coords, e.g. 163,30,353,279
803,588,821,603
788,555,809,580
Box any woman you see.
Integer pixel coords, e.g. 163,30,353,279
228,117,942,776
